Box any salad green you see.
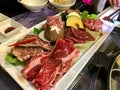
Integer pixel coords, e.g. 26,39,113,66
33,27,44,35
5,53,26,66
82,11,99,20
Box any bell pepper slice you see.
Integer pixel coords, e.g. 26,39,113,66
8,38,36,47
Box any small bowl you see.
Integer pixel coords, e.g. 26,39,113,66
18,0,48,12
0,19,23,37
49,0,76,10
0,13,9,22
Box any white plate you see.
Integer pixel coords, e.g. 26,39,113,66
0,9,115,90
38,31,50,42
0,13,9,22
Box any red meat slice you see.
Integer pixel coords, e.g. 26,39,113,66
94,19,103,35
82,19,95,30
65,27,95,44
52,59,73,85
65,28,86,43
71,27,95,41
21,39,80,90
32,58,61,90
21,52,49,80
82,18,103,35
50,39,80,63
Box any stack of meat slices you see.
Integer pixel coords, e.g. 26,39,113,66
65,27,95,44
11,34,51,62
21,39,80,90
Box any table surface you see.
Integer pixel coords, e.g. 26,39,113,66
12,6,58,28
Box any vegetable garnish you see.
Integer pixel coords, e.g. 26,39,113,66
5,53,26,66
33,27,44,35
82,11,99,20
8,38,36,47
82,11,89,20
60,12,67,22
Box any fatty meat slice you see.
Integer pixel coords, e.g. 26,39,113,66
21,39,80,90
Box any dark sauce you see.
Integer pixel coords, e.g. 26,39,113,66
4,27,15,34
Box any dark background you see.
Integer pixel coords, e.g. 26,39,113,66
0,0,28,17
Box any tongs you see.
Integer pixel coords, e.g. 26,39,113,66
103,9,120,23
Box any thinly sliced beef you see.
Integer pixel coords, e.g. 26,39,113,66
94,19,103,35
82,18,103,35
71,27,95,41
65,27,95,44
82,19,95,30
52,59,73,85
21,39,80,90
32,58,61,90
21,52,49,80
65,28,85,43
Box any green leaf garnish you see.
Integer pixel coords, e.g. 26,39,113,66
5,53,26,66
82,11,89,20
33,27,43,35
82,11,99,19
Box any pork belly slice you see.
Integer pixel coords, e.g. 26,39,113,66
21,39,80,90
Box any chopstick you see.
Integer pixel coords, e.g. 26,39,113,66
108,9,120,18
108,9,120,20
103,9,120,22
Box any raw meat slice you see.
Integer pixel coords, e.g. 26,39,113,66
21,39,80,90
82,18,103,35
65,27,95,44
21,52,49,80
71,27,95,41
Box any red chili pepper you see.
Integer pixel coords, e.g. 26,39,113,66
8,38,36,47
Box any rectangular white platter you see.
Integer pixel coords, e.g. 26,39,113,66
0,8,116,90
